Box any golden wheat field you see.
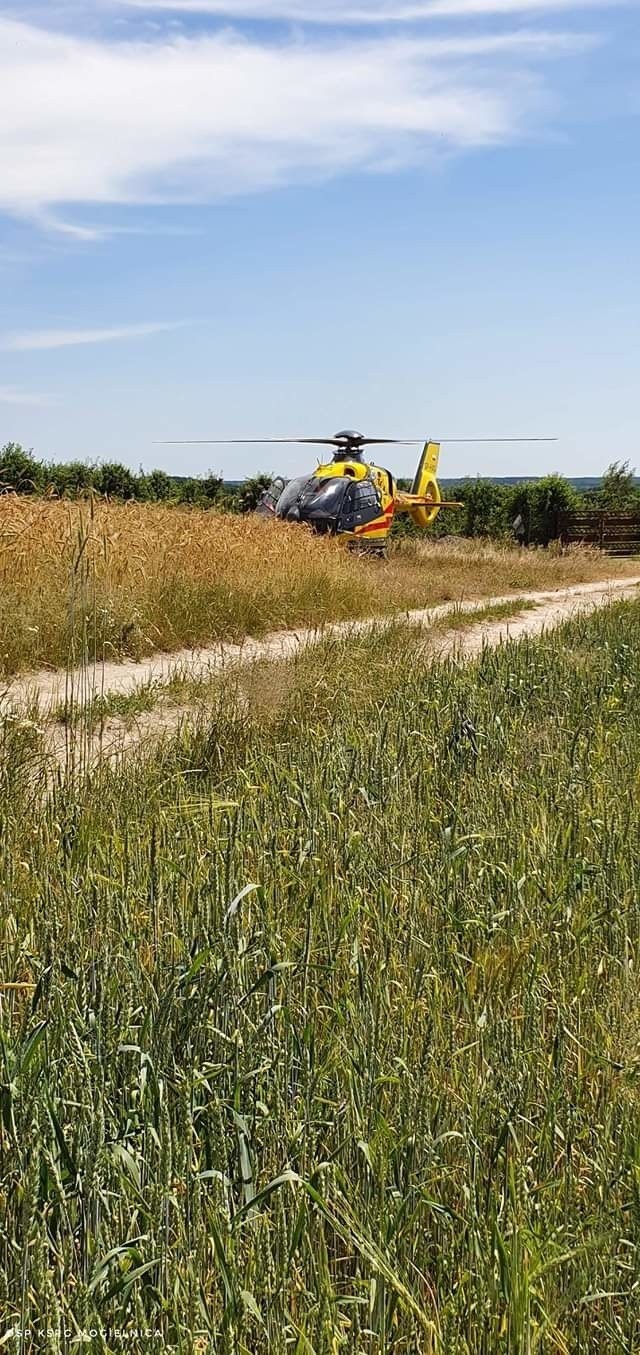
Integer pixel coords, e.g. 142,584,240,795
0,494,637,676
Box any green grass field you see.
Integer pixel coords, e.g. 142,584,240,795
2,603,640,1351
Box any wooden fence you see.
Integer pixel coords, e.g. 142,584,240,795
557,512,640,556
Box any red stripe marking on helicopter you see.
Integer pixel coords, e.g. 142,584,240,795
353,505,395,536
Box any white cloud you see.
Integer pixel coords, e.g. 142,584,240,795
0,17,596,220
1,322,184,351
0,386,57,405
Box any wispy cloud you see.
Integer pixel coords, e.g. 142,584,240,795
0,386,58,406
118,0,622,18
24,209,203,241
0,322,184,351
0,17,598,223
28,212,109,242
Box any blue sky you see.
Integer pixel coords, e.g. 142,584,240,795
0,0,638,480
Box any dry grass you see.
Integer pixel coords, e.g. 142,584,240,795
0,494,637,676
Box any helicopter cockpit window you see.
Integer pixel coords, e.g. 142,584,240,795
256,475,286,517
275,476,312,519
299,477,349,515
276,472,380,532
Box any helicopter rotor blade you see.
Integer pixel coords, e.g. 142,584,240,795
155,438,341,446
316,437,559,446
156,435,558,446
438,437,557,443
155,436,418,448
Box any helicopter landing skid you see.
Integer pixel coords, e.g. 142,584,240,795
347,540,387,559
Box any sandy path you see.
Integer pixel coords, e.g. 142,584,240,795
1,573,638,774
4,575,640,724
430,576,640,660
21,573,633,770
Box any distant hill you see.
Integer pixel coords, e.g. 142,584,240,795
439,476,640,490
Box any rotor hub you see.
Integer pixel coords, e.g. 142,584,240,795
332,430,366,460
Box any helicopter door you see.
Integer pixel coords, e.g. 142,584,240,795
338,479,381,533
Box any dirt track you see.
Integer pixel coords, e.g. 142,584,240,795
430,575,640,660
4,574,640,720
2,575,639,775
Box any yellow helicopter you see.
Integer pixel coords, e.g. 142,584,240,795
257,434,453,547
162,431,556,550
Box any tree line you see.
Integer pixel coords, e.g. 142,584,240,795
0,443,271,513
1,442,638,547
399,462,640,546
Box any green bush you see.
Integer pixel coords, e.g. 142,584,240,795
0,442,45,494
46,460,97,497
506,474,579,546
94,461,139,499
142,468,173,501
238,473,273,513
598,461,640,511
